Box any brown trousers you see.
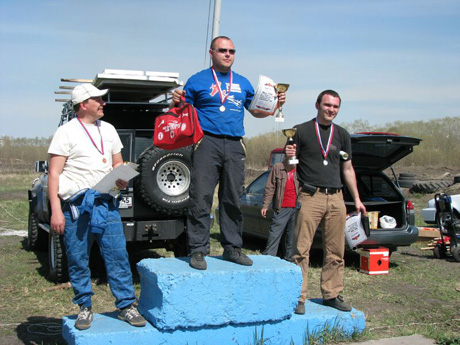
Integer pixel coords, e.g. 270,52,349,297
293,190,346,302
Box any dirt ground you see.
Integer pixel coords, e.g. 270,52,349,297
390,165,459,185
1,165,458,345
389,165,460,199
0,236,65,345
1,234,459,345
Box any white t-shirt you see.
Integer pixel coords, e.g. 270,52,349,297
48,118,123,199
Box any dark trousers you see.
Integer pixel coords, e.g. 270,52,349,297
187,134,246,254
263,207,296,260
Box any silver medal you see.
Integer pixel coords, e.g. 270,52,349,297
219,105,225,112
323,159,328,166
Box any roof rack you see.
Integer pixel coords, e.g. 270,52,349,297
55,69,182,103
55,69,183,127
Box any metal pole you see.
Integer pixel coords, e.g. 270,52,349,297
212,0,221,39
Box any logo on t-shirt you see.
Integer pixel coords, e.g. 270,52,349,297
227,96,243,109
209,83,242,97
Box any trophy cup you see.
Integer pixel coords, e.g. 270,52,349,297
274,83,289,122
282,128,299,165
339,150,349,160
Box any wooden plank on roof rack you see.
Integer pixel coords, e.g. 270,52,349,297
61,78,93,83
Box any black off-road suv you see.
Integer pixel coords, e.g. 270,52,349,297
28,69,192,282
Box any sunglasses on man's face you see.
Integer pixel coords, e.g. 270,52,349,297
213,48,236,55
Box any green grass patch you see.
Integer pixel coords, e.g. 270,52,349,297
0,161,459,344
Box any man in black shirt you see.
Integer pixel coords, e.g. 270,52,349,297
285,90,366,314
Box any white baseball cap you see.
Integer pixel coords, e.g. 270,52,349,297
71,84,108,105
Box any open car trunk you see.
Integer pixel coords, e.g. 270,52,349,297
344,172,407,230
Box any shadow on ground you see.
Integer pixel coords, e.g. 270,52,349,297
16,316,66,345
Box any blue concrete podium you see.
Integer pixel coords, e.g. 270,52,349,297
137,256,302,330
62,255,365,345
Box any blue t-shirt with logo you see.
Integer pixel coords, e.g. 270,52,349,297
184,68,254,137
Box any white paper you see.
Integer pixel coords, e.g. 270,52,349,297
93,162,139,193
248,75,279,116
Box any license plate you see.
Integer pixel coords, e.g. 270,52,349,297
119,196,133,209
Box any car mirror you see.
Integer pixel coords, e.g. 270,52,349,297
34,161,48,173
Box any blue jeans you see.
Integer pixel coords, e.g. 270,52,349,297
62,194,136,309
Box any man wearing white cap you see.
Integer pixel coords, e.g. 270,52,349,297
48,84,146,330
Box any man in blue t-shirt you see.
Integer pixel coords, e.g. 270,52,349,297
172,36,286,270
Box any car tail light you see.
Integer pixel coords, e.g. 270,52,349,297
406,200,415,225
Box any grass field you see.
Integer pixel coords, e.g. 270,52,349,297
0,171,459,345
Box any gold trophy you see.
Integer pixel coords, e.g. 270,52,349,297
339,150,349,160
282,128,299,165
274,83,289,122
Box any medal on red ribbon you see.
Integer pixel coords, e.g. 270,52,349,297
314,119,334,166
211,67,232,112
77,117,106,163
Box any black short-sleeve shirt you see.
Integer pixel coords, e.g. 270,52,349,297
293,118,352,189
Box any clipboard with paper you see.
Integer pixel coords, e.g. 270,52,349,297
93,162,139,194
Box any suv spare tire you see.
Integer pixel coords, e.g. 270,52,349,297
136,145,192,216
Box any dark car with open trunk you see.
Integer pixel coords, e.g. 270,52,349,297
238,132,421,256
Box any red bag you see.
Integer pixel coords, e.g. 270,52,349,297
153,97,204,150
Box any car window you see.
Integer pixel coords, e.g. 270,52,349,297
247,172,269,195
355,174,400,201
344,174,400,202
352,142,402,158
270,152,285,167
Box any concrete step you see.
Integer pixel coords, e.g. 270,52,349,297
137,255,301,330
62,255,366,344
62,300,365,345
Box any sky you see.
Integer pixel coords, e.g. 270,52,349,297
1,0,459,139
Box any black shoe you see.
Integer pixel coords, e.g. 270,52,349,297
323,295,352,312
223,247,253,266
118,304,146,327
294,301,305,315
75,305,93,330
190,252,207,270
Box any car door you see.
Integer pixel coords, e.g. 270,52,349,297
240,171,270,237
350,133,422,171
